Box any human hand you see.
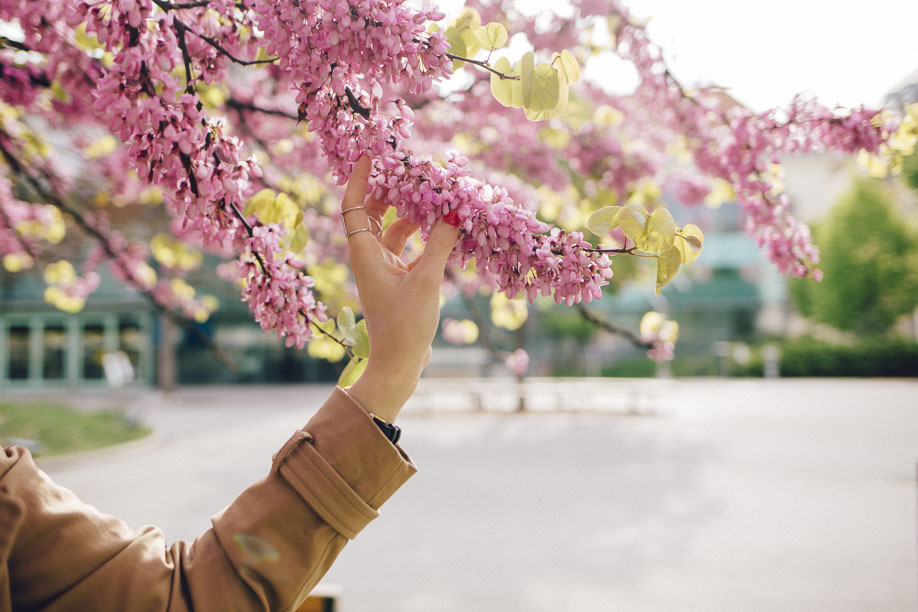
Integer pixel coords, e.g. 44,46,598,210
342,156,459,422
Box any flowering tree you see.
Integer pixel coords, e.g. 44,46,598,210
0,0,912,382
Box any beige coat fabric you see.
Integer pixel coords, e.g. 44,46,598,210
0,387,416,612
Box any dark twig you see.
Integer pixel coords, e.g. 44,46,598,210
151,0,276,66
575,303,651,349
225,97,299,120
445,53,520,80
173,19,196,93
0,137,239,371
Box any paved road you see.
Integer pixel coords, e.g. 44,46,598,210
40,379,918,612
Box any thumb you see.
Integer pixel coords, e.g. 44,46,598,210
415,220,460,280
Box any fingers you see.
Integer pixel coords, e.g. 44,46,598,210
365,192,389,231
382,217,420,256
342,155,371,211
413,219,460,281
342,156,376,248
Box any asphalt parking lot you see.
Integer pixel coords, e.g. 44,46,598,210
41,378,918,612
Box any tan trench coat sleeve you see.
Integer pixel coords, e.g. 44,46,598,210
0,387,416,612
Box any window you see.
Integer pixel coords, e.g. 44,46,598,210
43,324,67,380
8,325,29,380
82,323,105,380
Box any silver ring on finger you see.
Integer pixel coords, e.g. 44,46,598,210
369,215,382,237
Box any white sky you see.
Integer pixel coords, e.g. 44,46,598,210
434,0,918,111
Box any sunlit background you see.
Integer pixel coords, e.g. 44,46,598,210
2,1,917,611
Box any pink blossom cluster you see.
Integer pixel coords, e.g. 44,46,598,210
0,0,329,345
83,210,221,318
69,0,328,343
0,63,49,108
503,348,530,376
0,0,905,353
444,84,570,192
369,152,613,304
663,175,710,207
690,101,892,276
600,4,895,276
252,0,452,101
238,224,328,349
0,0,102,119
472,0,891,278
645,339,674,363
567,122,655,201
57,270,102,303
82,33,250,248
254,0,616,305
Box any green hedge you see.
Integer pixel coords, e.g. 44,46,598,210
736,338,918,377
588,338,918,378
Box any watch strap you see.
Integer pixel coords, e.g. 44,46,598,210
371,415,401,445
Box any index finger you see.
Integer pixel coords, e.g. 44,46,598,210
342,155,371,211
342,156,377,248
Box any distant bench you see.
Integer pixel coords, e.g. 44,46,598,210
406,377,673,415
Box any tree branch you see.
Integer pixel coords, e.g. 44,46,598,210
0,203,39,260
445,53,520,80
0,37,31,53
173,18,196,93
575,303,651,349
445,271,501,362
151,0,276,66
225,97,299,121
0,137,239,371
157,0,249,10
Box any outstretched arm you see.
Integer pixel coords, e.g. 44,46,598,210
0,156,458,612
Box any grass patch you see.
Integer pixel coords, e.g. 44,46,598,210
0,401,151,457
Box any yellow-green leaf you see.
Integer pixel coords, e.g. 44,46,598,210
636,208,677,253
491,293,528,331
509,60,525,107
352,319,370,360
290,222,309,254
523,77,568,121
336,306,356,335
705,178,735,208
490,57,518,107
519,51,535,107
552,49,580,86
521,59,561,113
586,206,622,235
655,246,682,295
473,22,508,49
445,26,467,67
459,28,483,58
244,189,275,218
640,311,664,337
338,357,367,387
446,8,483,65
617,202,649,245
455,7,481,29
307,334,346,362
675,224,704,264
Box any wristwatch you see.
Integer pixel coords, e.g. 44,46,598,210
371,414,401,445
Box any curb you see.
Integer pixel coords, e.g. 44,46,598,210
34,428,165,468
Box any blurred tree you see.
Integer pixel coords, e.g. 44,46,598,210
0,0,908,381
792,177,918,336
902,148,918,191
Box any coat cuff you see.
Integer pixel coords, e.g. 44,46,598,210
271,387,417,539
